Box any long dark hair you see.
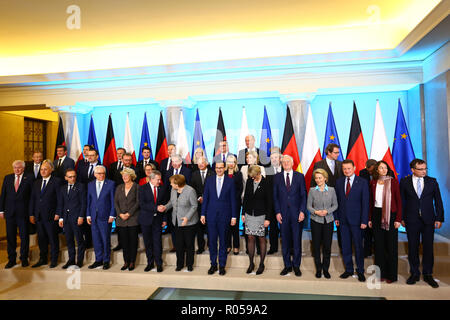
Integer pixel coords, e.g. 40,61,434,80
372,160,396,180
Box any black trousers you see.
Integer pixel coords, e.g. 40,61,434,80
310,219,334,272
268,213,280,251
64,216,85,263
363,226,374,257
175,224,196,268
118,225,139,263
196,220,208,250
372,208,398,281
36,219,60,263
141,222,163,266
406,218,435,276
226,208,241,249
6,215,29,262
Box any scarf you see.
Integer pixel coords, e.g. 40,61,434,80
379,175,392,231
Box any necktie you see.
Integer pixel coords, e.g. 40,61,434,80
330,161,335,175
118,160,122,170
217,178,223,198
14,175,20,192
222,154,226,162
57,158,62,168
34,164,39,178
153,186,157,204
68,184,73,195
41,179,47,195
175,168,179,175
89,164,94,178
346,177,351,197
201,171,205,184
417,178,422,198
96,181,102,198
168,159,172,170
286,173,291,191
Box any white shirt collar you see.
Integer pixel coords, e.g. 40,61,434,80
58,156,66,162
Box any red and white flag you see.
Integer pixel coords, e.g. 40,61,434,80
69,116,83,169
301,105,322,190
370,100,397,177
177,110,191,164
124,113,137,166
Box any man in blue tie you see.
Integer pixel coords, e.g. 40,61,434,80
400,159,444,288
201,161,237,275
86,165,115,270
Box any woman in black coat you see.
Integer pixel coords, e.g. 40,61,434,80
225,155,243,255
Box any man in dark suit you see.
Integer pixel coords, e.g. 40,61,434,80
190,156,214,253
310,143,343,188
400,158,444,288
335,159,369,282
86,165,116,270
212,140,235,170
139,170,167,272
110,152,135,186
159,143,177,178
78,149,101,185
265,148,282,254
0,160,34,268
108,147,126,182
237,135,268,168
76,144,94,180
359,159,377,183
359,158,377,258
29,160,62,268
135,146,159,181
53,145,75,179
57,168,86,269
25,151,43,180
200,161,237,275
273,154,307,277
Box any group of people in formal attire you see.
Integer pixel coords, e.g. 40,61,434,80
0,137,444,288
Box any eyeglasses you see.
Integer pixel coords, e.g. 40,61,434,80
414,167,427,171
66,175,76,178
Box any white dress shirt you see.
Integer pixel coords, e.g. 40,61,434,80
326,157,335,175
412,176,424,197
374,183,384,208
283,170,293,186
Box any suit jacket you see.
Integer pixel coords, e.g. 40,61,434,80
400,175,444,225
190,169,215,197
110,165,136,186
53,156,75,179
86,179,116,221
211,152,236,170
79,162,102,185
359,168,371,184
57,182,86,221
237,148,269,167
307,186,338,224
138,182,167,226
25,162,42,180
310,159,343,188
158,157,172,178
163,166,192,186
114,183,140,227
335,175,369,226
29,176,62,221
164,185,198,227
265,166,283,177
369,178,402,222
135,159,159,180
201,175,237,222
0,173,34,218
273,171,307,218
242,176,273,220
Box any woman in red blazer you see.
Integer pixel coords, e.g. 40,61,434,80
368,160,402,283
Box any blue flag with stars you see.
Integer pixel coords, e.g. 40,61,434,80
138,112,153,161
192,109,207,161
392,99,415,180
322,103,343,161
259,106,273,159
87,115,101,163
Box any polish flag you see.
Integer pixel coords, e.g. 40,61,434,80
238,107,250,152
124,113,137,166
300,105,322,191
69,116,84,169
370,100,397,177
176,110,191,164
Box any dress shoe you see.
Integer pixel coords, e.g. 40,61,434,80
423,275,439,288
21,260,29,268
169,248,176,253
323,270,331,279
196,249,204,254
156,265,163,272
219,266,226,276
128,263,135,271
233,249,239,255
280,267,292,276
5,261,16,269
121,263,129,271
357,273,366,282
293,267,302,277
32,260,47,268
386,279,394,284
246,263,255,274
256,264,265,275
406,274,420,285
267,249,277,255
49,262,58,268
76,261,83,268
88,261,103,269
187,266,193,272
144,264,154,272
175,266,183,272
340,271,353,279
103,262,110,270
227,248,231,254
315,270,322,278
112,245,122,251
208,265,218,275
62,261,76,269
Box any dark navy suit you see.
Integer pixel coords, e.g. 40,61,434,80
335,175,369,274
139,182,167,266
273,171,307,268
400,175,444,276
87,179,115,263
201,175,237,267
0,173,34,263
57,182,86,264
29,176,62,264
53,157,75,179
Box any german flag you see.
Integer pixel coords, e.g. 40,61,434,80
103,114,118,169
213,108,227,157
54,116,66,160
281,106,302,172
155,111,169,165
346,101,368,175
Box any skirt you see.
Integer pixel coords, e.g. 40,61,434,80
244,214,266,237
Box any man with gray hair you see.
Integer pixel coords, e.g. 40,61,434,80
0,160,34,268
237,134,269,168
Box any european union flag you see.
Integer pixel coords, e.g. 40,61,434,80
192,109,207,160
87,115,101,163
322,103,343,161
259,106,273,160
138,112,153,161
392,99,415,180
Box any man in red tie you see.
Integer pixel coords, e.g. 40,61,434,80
335,159,369,282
